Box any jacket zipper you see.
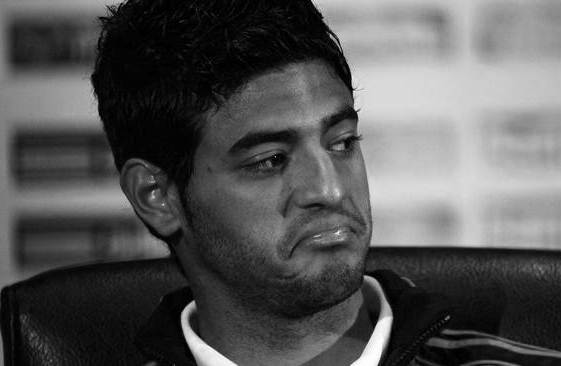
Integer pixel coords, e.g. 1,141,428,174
388,314,451,366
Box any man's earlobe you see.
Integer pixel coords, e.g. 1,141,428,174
119,159,182,238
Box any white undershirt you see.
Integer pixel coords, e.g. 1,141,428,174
180,276,393,366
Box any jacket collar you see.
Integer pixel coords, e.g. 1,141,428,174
135,270,452,366
371,270,451,366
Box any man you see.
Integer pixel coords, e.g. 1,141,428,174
91,0,561,365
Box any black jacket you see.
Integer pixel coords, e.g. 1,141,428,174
135,270,561,366
135,270,451,366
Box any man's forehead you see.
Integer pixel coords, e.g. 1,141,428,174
203,61,354,143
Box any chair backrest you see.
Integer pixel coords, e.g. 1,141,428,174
2,247,561,365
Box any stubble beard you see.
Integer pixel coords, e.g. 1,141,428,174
264,255,368,318
181,178,373,317
187,213,370,319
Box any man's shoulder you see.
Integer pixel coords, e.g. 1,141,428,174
135,287,196,365
414,328,561,366
365,270,561,366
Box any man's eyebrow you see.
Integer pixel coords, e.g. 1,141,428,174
229,129,298,154
321,106,359,133
228,106,358,154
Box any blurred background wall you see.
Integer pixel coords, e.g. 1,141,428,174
0,0,560,296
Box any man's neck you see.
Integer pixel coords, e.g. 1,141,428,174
193,285,374,366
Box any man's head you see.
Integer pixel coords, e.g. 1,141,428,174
92,0,372,317
91,0,352,195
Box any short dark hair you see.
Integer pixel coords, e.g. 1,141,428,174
91,0,353,192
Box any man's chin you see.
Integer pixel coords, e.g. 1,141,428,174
270,260,366,318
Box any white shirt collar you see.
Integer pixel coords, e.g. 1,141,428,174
180,275,393,366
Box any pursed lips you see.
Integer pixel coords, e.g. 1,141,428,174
310,225,352,240
290,224,357,256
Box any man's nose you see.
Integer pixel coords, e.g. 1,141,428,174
291,149,345,209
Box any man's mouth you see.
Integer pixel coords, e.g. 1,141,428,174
282,211,368,258
295,226,356,251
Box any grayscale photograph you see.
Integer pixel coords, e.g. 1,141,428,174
0,0,560,365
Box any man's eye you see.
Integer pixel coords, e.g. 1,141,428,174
330,135,363,153
245,153,288,174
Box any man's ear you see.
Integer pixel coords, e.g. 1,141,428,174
119,158,183,238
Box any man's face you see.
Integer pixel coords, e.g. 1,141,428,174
182,60,372,317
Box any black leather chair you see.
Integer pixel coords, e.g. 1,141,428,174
2,247,561,365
